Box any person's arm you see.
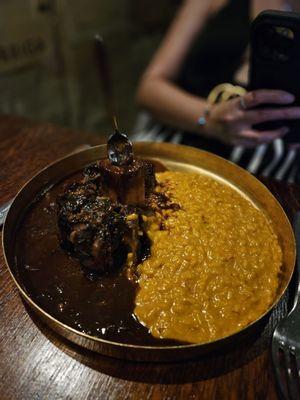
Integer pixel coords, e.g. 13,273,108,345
136,0,300,146
136,0,213,133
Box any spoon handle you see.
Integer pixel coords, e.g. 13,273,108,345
94,35,115,122
0,200,12,228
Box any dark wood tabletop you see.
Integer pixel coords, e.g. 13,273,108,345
0,115,299,400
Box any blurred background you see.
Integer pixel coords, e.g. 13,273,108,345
0,0,179,138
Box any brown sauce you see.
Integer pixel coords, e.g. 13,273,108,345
15,163,182,346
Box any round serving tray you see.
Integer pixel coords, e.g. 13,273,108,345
2,142,296,361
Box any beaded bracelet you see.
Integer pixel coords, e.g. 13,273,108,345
197,106,210,127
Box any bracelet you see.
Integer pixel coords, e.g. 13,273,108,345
197,106,210,126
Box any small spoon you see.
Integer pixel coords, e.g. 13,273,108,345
107,117,133,166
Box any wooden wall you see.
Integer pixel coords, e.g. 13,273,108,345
0,0,178,135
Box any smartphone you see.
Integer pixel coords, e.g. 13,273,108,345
249,10,300,142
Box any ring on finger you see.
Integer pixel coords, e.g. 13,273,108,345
239,96,247,110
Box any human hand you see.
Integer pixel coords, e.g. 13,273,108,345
204,90,300,147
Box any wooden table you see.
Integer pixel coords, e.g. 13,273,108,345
0,115,299,400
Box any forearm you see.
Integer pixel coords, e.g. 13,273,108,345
136,76,208,134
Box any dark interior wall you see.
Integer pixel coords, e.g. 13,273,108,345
0,0,179,137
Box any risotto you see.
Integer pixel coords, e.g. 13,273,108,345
134,171,282,344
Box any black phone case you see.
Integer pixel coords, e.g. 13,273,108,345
249,10,300,142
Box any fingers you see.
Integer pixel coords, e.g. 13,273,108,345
261,127,290,141
242,90,295,108
246,106,300,125
233,127,289,147
245,126,288,141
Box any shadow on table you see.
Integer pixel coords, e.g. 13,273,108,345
24,299,287,385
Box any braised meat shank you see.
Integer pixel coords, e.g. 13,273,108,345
57,157,156,274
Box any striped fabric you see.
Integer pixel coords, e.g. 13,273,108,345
131,112,300,183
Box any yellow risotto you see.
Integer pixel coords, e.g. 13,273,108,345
134,171,282,344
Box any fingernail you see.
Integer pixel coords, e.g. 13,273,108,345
283,93,295,102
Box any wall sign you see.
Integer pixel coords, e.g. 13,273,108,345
0,17,51,73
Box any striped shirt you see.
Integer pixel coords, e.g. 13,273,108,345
131,112,300,184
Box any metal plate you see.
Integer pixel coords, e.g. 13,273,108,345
2,142,296,361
